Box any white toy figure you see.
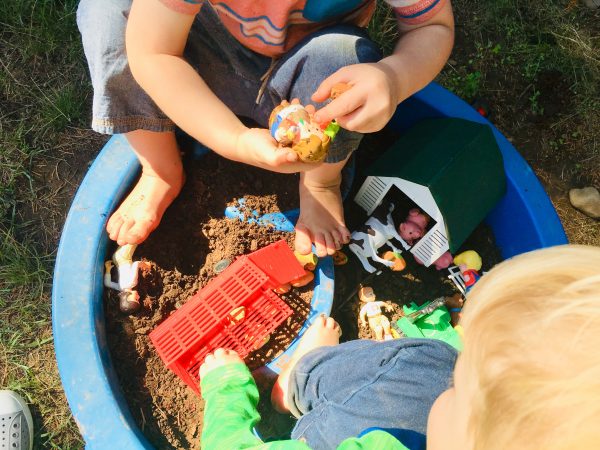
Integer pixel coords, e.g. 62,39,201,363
349,203,407,273
104,244,146,313
358,286,395,341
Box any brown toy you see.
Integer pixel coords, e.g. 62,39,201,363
358,285,395,341
268,83,349,163
444,293,464,327
332,250,348,266
268,101,331,162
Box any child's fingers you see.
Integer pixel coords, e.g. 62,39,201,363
313,93,364,125
311,70,349,103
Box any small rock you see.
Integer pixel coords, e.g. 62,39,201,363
213,259,231,274
250,239,258,251
569,187,600,219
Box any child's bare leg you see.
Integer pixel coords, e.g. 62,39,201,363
271,316,340,413
295,157,351,257
106,130,184,245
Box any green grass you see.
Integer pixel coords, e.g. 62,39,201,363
1,0,87,448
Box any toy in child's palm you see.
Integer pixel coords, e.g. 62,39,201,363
268,83,349,163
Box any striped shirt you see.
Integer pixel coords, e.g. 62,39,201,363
159,0,447,57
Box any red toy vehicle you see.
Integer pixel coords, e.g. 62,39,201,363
149,240,305,394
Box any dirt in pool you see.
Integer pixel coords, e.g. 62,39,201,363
104,131,504,449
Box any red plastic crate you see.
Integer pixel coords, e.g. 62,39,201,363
149,240,304,394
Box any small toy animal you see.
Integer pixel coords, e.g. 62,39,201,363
399,208,429,245
415,250,454,270
349,203,407,273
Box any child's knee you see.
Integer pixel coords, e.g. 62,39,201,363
309,29,381,68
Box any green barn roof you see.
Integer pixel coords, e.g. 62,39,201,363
368,118,506,252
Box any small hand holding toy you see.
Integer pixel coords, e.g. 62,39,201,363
268,83,350,163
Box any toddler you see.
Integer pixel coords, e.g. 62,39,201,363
200,245,600,449
77,0,455,256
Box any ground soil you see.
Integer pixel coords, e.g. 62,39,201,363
104,152,313,449
103,131,503,449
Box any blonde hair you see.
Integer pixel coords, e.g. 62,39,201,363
460,245,600,450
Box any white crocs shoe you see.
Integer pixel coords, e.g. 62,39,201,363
0,390,33,450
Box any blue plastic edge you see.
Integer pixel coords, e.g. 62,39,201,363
51,135,153,449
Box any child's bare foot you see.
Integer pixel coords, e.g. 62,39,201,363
271,316,341,413
295,162,351,257
199,348,244,379
106,130,184,246
107,169,184,245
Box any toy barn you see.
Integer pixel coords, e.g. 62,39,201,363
354,118,506,267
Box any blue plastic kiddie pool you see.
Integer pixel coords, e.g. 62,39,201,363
52,83,567,449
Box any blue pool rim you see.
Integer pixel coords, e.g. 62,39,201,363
52,83,567,449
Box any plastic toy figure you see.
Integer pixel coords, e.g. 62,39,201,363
349,203,406,273
415,250,454,271
399,208,429,245
268,83,348,163
269,100,339,163
454,250,482,292
104,244,148,313
444,293,464,327
358,286,395,341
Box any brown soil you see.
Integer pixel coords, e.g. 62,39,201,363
104,153,310,449
104,132,504,448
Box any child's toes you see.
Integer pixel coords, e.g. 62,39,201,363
107,214,124,240
116,218,136,245
324,232,337,255
294,224,314,255
325,317,338,330
126,218,155,244
313,232,328,257
338,225,351,244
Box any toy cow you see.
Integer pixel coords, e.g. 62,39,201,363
349,203,408,273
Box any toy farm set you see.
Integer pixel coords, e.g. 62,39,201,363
52,83,567,449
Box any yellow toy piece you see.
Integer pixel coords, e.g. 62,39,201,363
453,250,482,271
294,251,318,270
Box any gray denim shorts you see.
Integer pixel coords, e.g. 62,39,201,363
77,0,382,163
286,338,457,450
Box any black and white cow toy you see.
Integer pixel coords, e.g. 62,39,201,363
348,203,408,273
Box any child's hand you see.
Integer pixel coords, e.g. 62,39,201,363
199,348,244,379
311,62,400,133
235,127,315,174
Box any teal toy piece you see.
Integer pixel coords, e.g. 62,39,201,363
395,300,463,351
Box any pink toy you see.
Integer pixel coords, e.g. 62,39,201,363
399,208,430,245
415,251,453,270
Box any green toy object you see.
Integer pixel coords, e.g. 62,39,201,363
395,299,463,351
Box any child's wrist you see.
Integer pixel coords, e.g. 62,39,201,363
200,362,253,396
232,125,251,162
